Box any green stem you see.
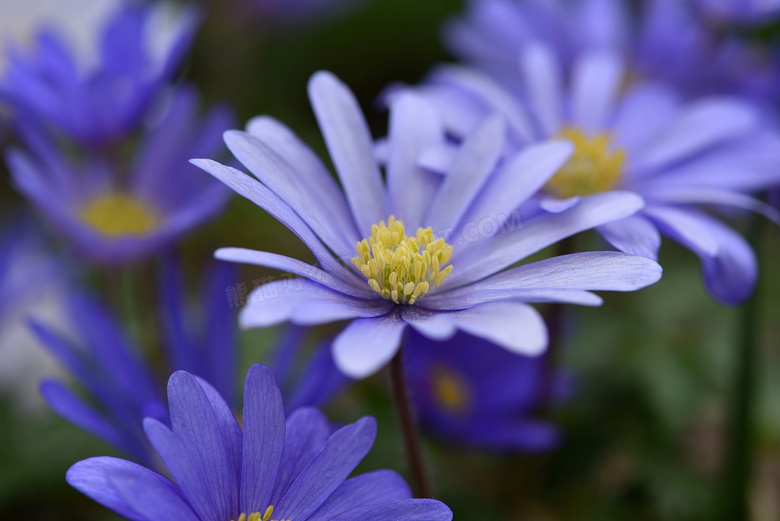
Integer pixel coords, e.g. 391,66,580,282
389,341,432,498
721,214,763,521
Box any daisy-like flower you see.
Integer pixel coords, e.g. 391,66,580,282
33,261,238,467
447,0,780,105
404,329,570,451
67,364,453,521
0,1,198,146
6,87,233,264
193,71,661,379
404,43,780,305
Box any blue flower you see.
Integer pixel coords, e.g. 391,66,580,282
404,42,780,305
0,1,198,146
33,261,239,467
6,87,233,264
404,330,569,452
66,364,453,521
447,0,780,106
193,70,662,379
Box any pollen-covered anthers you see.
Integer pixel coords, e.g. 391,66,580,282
351,216,454,305
545,126,626,199
234,506,289,521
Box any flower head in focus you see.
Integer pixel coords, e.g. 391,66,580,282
405,330,570,451
0,1,199,146
67,363,453,521
405,41,780,305
194,70,662,379
6,87,233,265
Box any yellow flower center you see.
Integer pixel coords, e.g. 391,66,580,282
545,126,626,199
235,506,289,521
79,192,158,237
351,216,453,305
432,365,471,415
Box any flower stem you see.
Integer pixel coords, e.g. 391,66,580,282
720,214,763,521
389,344,432,498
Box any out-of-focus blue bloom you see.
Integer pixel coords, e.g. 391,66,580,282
194,70,662,380
447,0,780,105
0,1,199,146
269,325,353,414
404,330,569,452
33,291,168,466
67,363,453,521
32,261,239,467
404,42,780,305
0,213,70,412
6,87,233,265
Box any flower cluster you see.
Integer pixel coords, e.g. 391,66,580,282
0,0,778,519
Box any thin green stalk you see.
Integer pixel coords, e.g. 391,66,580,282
720,214,764,521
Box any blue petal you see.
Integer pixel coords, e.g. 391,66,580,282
308,71,388,236
330,498,453,521
274,417,377,520
241,364,286,514
331,315,407,378
307,469,412,521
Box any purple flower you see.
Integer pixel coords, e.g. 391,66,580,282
67,363,453,521
405,43,780,305
0,2,198,146
33,261,239,467
447,0,780,105
6,87,233,265
193,70,662,379
404,330,569,452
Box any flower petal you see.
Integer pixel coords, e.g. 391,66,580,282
330,498,453,521
308,71,388,236
597,215,661,260
224,130,358,258
239,280,392,329
307,470,412,521
331,315,406,378
426,114,506,233
241,364,286,514
570,50,624,134
67,457,188,521
191,159,346,277
633,98,757,172
108,464,198,521
643,205,719,257
246,115,360,243
445,191,644,288
215,248,371,297
275,417,378,520
386,93,445,230
519,42,563,136
269,407,331,505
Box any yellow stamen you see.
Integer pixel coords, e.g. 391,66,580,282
351,216,453,305
432,365,471,414
545,126,626,199
80,192,158,237
233,506,290,521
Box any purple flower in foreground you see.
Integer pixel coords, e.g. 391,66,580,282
405,330,569,452
193,70,662,379
67,364,453,521
0,1,198,146
6,87,233,265
406,43,780,304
